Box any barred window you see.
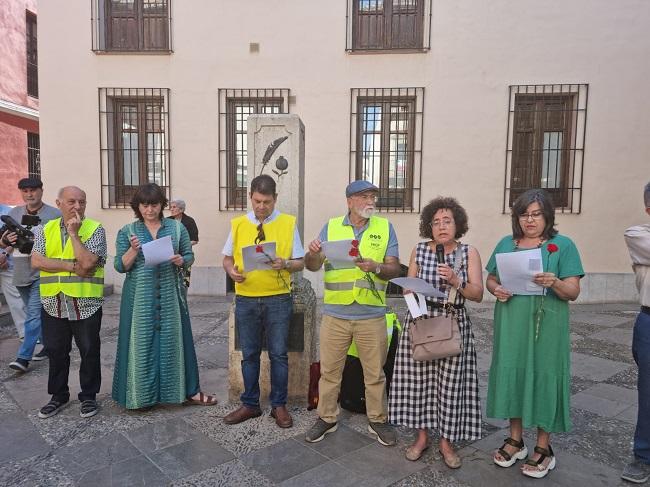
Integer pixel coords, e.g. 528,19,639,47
27,132,40,178
99,88,170,208
26,12,37,98
350,88,423,212
504,84,588,213
218,89,290,211
346,0,431,51
92,0,172,52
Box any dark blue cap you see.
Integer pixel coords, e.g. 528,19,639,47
345,180,379,198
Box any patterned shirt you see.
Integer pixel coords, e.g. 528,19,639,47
33,218,107,320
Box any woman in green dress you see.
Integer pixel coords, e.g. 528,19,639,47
112,183,217,409
485,189,583,479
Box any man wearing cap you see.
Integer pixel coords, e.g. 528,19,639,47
304,180,401,446
31,186,106,419
2,178,60,372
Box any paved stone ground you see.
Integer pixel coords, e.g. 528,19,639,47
0,295,640,486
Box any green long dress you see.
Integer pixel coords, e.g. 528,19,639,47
485,234,584,432
112,218,200,409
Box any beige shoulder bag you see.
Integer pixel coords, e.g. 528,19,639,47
409,245,463,361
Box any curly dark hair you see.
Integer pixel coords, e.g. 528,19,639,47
419,196,469,239
130,183,168,221
511,189,557,240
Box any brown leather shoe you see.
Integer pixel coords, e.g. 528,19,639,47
223,405,262,425
270,405,293,428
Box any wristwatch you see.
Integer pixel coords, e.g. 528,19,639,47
375,264,382,275
284,259,291,270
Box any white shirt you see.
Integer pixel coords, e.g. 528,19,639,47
624,223,650,307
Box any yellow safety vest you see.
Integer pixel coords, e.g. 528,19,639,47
40,217,105,298
347,311,402,358
232,213,295,297
324,215,389,306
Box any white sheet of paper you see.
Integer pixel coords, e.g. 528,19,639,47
321,239,357,269
141,235,174,268
242,242,277,272
404,292,431,318
495,248,545,295
389,277,447,298
404,293,423,318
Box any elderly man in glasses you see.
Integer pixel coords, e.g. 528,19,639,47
304,180,402,446
221,174,304,428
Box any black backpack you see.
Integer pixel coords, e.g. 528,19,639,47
339,326,400,414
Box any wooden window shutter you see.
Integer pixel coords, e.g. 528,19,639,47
509,97,536,205
107,0,139,50
142,1,168,50
387,0,424,49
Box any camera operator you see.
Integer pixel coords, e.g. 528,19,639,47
2,178,60,373
0,204,26,339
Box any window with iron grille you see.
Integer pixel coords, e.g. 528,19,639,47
99,88,170,208
26,12,37,98
218,89,290,211
504,84,588,213
27,133,40,178
346,0,431,51
91,0,172,52
350,88,423,212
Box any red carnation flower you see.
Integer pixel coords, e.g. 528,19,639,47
547,243,559,253
351,239,359,248
255,245,264,253
349,248,359,257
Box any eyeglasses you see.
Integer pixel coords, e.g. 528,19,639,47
354,193,377,202
431,219,453,228
254,223,265,244
518,210,544,221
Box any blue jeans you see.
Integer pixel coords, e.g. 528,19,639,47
633,309,650,464
17,279,42,361
235,293,292,408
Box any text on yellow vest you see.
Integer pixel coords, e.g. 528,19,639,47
324,215,389,306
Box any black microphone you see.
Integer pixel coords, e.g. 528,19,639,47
436,244,446,288
435,244,445,265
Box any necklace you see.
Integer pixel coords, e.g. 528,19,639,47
514,237,545,250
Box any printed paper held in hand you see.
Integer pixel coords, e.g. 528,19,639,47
495,248,544,295
404,293,430,319
389,277,446,298
321,239,356,269
142,235,174,267
242,242,277,272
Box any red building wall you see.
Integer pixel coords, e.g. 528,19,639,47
0,0,38,205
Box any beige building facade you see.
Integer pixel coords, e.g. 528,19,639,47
38,0,650,302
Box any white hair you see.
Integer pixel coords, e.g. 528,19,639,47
171,199,186,211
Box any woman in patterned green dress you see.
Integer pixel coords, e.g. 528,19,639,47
486,189,583,479
112,184,217,409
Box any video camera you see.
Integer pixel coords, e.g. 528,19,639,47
0,214,39,254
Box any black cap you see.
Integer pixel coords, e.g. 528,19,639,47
17,177,43,189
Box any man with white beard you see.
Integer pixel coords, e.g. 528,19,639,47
303,180,401,446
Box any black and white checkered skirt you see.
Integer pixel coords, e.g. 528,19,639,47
388,242,482,441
